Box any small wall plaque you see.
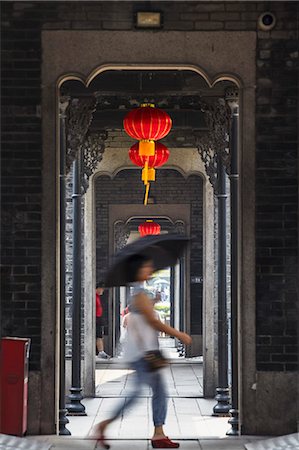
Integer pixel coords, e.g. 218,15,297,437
191,276,203,284
135,11,163,29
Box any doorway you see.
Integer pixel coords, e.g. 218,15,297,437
40,27,256,435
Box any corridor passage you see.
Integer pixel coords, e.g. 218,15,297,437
65,362,229,440
95,362,203,398
95,337,203,397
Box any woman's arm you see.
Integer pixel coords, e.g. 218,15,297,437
122,314,128,328
134,292,192,345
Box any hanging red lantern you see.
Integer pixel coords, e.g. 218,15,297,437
129,141,170,203
129,142,170,168
123,104,172,156
138,220,161,237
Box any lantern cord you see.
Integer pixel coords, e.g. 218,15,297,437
144,183,150,205
144,159,149,185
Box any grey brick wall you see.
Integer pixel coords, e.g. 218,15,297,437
1,2,43,369
1,1,298,372
255,25,298,371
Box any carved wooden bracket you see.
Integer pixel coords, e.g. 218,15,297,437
196,96,235,193
81,131,108,194
114,221,130,251
65,97,98,173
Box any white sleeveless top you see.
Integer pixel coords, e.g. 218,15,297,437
122,305,159,363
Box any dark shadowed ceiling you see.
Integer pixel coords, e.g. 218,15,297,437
61,70,234,132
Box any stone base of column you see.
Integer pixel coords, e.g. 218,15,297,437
66,387,87,416
212,387,231,416
226,408,239,435
59,409,71,435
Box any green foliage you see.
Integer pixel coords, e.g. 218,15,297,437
154,304,170,315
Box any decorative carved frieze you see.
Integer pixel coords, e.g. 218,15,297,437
196,98,231,192
81,131,108,194
197,137,218,191
65,97,98,173
203,99,231,172
114,221,130,251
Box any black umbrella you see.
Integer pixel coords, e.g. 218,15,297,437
104,234,190,287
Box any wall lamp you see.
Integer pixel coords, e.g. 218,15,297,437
135,11,163,29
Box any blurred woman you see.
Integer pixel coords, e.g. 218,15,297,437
90,254,192,449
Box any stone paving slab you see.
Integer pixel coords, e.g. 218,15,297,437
199,439,248,450
0,434,52,450
95,441,149,450
18,435,271,450
95,363,203,398
66,397,233,440
23,437,255,450
51,439,97,450
245,433,299,450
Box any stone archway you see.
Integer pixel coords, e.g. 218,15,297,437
41,30,256,434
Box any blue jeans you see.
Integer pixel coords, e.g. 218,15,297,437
110,357,168,427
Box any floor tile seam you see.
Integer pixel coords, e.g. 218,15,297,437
195,397,206,416
170,397,183,436
45,437,253,441
190,363,202,386
117,397,129,438
94,395,204,398
146,397,150,435
169,363,179,397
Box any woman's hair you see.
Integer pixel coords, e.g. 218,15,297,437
125,254,152,282
96,281,105,289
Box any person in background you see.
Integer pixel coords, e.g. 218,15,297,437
96,282,111,360
121,305,129,317
119,304,132,349
155,290,162,303
122,304,132,330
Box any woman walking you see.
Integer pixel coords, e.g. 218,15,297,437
90,254,192,449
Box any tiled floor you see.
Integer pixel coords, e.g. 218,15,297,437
65,397,232,440
95,337,203,398
95,362,203,398
2,434,282,450
89,346,227,441
3,345,285,450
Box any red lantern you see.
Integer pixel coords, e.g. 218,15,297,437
124,104,172,156
138,220,161,237
129,142,170,168
129,141,170,195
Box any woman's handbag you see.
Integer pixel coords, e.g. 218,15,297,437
143,349,169,372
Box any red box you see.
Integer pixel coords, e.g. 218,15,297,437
0,337,31,436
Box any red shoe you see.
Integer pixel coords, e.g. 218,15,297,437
151,437,180,448
98,435,110,449
98,422,110,449
87,422,110,449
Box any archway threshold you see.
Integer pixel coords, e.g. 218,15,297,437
66,395,230,439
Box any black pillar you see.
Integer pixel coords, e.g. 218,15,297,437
178,257,185,357
213,156,230,415
66,149,86,415
170,266,175,328
59,102,71,435
226,104,240,436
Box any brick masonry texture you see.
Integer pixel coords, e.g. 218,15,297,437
255,7,298,371
95,169,203,335
1,1,298,372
